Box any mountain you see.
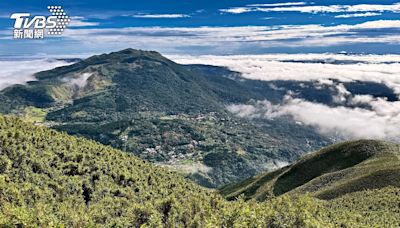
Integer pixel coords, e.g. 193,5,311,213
220,139,400,201
0,116,399,227
2,49,254,113
0,115,210,226
0,49,332,187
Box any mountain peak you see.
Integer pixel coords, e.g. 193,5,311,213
84,48,168,65
118,48,161,55
110,48,165,59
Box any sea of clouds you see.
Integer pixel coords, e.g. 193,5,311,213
171,53,400,141
0,59,72,90
1,54,400,141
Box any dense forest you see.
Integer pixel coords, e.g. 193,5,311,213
0,116,399,227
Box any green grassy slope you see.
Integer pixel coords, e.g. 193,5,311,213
0,116,399,227
221,140,400,201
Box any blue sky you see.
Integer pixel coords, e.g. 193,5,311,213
0,0,400,56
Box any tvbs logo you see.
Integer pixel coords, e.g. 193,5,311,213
11,6,71,39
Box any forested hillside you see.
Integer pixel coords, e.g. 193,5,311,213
0,49,331,187
0,116,399,227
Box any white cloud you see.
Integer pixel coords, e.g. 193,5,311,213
332,83,351,103
335,12,382,18
175,52,400,140
68,16,99,27
350,94,376,105
0,59,72,90
170,53,400,93
63,72,92,88
61,20,400,53
248,2,307,7
132,14,190,18
355,19,400,29
221,3,400,14
227,97,400,140
220,7,252,14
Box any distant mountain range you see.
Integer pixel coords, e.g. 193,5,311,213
0,49,397,187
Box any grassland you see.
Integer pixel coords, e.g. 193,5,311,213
221,140,400,201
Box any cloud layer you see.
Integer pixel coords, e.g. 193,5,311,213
334,12,382,18
0,59,72,90
69,16,100,27
171,53,400,93
172,53,400,141
227,97,400,140
57,20,400,55
2,18,400,55
220,3,400,15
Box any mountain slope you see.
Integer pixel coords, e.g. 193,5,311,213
221,140,400,201
1,116,399,227
0,49,331,187
0,115,213,226
2,49,254,114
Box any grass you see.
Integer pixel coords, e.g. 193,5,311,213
220,168,287,201
221,139,400,201
19,106,48,123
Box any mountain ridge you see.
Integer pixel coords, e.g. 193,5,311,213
220,139,400,201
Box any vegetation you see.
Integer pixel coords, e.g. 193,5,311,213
0,116,399,227
1,49,398,188
0,115,313,227
18,107,47,123
0,49,332,187
221,140,400,201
